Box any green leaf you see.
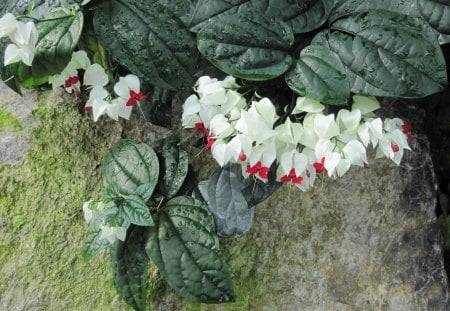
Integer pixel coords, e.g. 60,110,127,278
119,195,154,226
145,196,235,303
82,223,109,260
175,0,333,34
299,10,447,101
286,44,350,105
206,164,254,238
111,226,149,311
155,136,189,200
329,0,420,22
102,139,159,201
418,0,450,35
93,0,197,90
11,10,84,87
197,12,293,81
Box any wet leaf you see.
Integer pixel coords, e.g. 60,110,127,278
418,0,450,36
102,140,159,201
118,195,154,226
111,226,149,311
197,12,293,81
93,0,197,90
145,196,235,303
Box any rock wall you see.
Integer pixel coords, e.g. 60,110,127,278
0,85,448,310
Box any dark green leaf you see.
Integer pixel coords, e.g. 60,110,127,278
146,196,234,303
330,10,447,97
137,87,174,127
418,0,450,35
82,223,109,260
197,12,293,81
241,164,281,208
11,10,84,87
207,164,254,238
176,0,333,34
329,0,420,22
286,44,350,105
102,139,159,201
93,0,197,90
155,136,189,200
111,226,149,311
119,195,154,226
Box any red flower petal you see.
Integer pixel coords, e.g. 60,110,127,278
401,122,412,133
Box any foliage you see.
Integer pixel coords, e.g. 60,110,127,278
0,0,449,309
82,138,235,309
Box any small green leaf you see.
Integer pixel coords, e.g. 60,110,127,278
93,0,197,90
119,195,154,227
82,224,109,260
11,10,84,87
102,139,159,201
155,136,189,200
286,44,350,105
197,12,293,81
207,164,254,238
111,226,149,311
146,196,234,303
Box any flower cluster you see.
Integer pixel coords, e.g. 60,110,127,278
182,76,413,191
0,13,38,66
49,51,146,121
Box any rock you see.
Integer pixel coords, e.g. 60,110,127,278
0,86,448,310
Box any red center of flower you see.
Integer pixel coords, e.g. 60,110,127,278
313,157,326,173
84,106,92,112
401,122,413,143
64,76,80,89
246,161,270,179
280,168,303,185
195,122,208,134
126,90,146,106
238,152,247,161
392,144,400,152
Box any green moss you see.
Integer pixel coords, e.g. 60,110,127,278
0,108,21,132
0,91,129,310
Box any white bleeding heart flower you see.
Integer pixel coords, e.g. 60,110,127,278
352,95,380,117
84,63,109,88
181,94,201,128
114,74,146,107
99,224,127,244
275,117,303,146
337,109,361,132
278,149,308,185
0,13,18,38
254,97,279,126
4,21,38,66
342,140,367,167
314,113,340,140
292,97,325,114
235,107,276,145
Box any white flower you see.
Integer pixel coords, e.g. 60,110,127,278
278,149,308,183
48,51,91,96
275,118,303,146
181,94,201,128
82,200,95,223
114,74,145,107
314,139,341,177
221,90,245,118
84,86,115,121
337,109,361,132
235,106,276,144
0,13,18,38
314,113,340,140
254,98,279,126
342,140,367,167
209,114,234,139
4,21,38,66
84,63,108,87
352,95,380,117
196,76,227,106
99,224,127,244
292,97,325,114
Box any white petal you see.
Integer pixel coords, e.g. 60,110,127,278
280,150,294,174
84,64,109,87
342,140,367,167
0,13,18,38
4,44,20,65
211,140,228,166
92,98,109,122
337,109,361,132
198,105,221,128
293,97,324,113
209,114,233,138
123,74,140,91
71,50,91,69
314,114,340,140
114,77,131,98
255,97,278,125
324,151,341,177
352,95,380,114
336,159,351,177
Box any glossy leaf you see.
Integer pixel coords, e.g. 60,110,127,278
145,196,235,303
286,44,350,105
207,164,254,238
82,222,109,260
11,10,84,87
418,0,450,35
197,12,293,81
111,226,149,311
93,0,197,90
155,136,189,199
241,164,282,208
329,0,420,22
175,0,332,34
119,195,154,226
296,10,447,101
102,140,159,201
